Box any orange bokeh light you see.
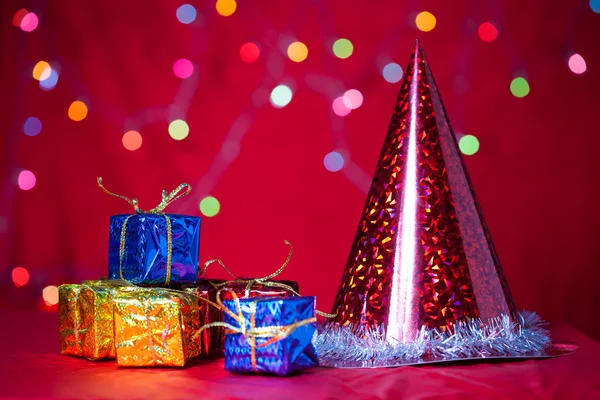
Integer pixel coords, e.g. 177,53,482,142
122,130,143,151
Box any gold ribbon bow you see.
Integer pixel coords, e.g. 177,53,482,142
97,177,191,285
197,289,317,372
202,240,336,318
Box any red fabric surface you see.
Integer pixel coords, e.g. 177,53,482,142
1,311,598,399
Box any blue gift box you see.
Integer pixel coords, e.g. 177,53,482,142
222,295,318,375
108,213,200,285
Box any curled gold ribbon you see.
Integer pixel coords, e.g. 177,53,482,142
97,177,191,285
196,289,317,372
202,240,336,318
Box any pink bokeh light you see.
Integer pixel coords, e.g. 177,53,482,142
173,58,194,79
17,170,36,191
332,96,351,116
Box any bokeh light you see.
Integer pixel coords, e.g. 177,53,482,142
12,267,30,288
43,285,59,306
323,152,345,172
168,119,189,140
122,130,143,151
382,63,403,83
332,96,351,117
240,42,260,63
287,41,308,62
332,38,353,59
13,9,28,27
24,117,42,136
270,85,293,108
478,22,498,42
20,12,39,32
68,101,88,121
32,61,50,81
415,11,436,32
199,196,220,217
343,89,363,110
591,0,600,13
176,4,197,24
18,170,36,191
568,54,586,74
459,135,480,155
173,58,194,79
216,0,237,16
510,77,530,98
40,68,59,90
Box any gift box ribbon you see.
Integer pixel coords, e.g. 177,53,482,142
202,240,336,318
197,289,317,372
97,177,191,285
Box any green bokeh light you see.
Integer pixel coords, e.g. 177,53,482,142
168,119,189,140
332,38,353,59
510,77,530,98
199,196,220,217
459,135,480,156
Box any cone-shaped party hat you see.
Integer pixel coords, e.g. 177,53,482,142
316,41,574,367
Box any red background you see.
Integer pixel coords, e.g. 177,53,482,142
1,1,599,340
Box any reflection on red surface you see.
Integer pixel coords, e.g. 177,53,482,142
332,41,517,340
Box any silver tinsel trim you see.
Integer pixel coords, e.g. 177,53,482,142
316,311,552,367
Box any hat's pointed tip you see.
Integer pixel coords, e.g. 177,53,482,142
412,39,424,55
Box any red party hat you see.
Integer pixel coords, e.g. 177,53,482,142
317,41,575,367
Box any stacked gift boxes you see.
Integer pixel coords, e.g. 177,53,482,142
58,179,318,375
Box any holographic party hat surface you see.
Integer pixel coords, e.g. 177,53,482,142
331,40,517,341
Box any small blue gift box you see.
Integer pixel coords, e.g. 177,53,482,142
108,214,200,285
222,295,318,375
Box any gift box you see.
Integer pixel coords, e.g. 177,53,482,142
222,295,318,375
112,287,201,367
58,280,126,360
185,279,300,358
108,213,200,285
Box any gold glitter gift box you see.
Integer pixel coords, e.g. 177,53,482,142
58,281,125,360
112,287,201,367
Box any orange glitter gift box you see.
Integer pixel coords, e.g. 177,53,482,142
58,281,125,360
112,287,201,367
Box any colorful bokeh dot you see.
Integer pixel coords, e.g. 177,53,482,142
43,285,59,306
24,117,42,136
168,119,189,140
343,89,363,110
287,41,308,62
40,68,59,90
176,4,197,24
323,152,345,172
32,61,50,81
270,85,293,108
240,42,260,63
216,0,237,16
591,0,600,13
20,12,39,32
18,170,36,191
478,22,498,42
332,96,351,117
382,63,403,83
12,267,30,288
173,58,194,79
199,196,220,217
68,101,88,121
122,130,143,151
510,77,530,98
332,38,353,59
459,135,480,155
568,54,586,74
415,11,436,32
13,9,28,27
